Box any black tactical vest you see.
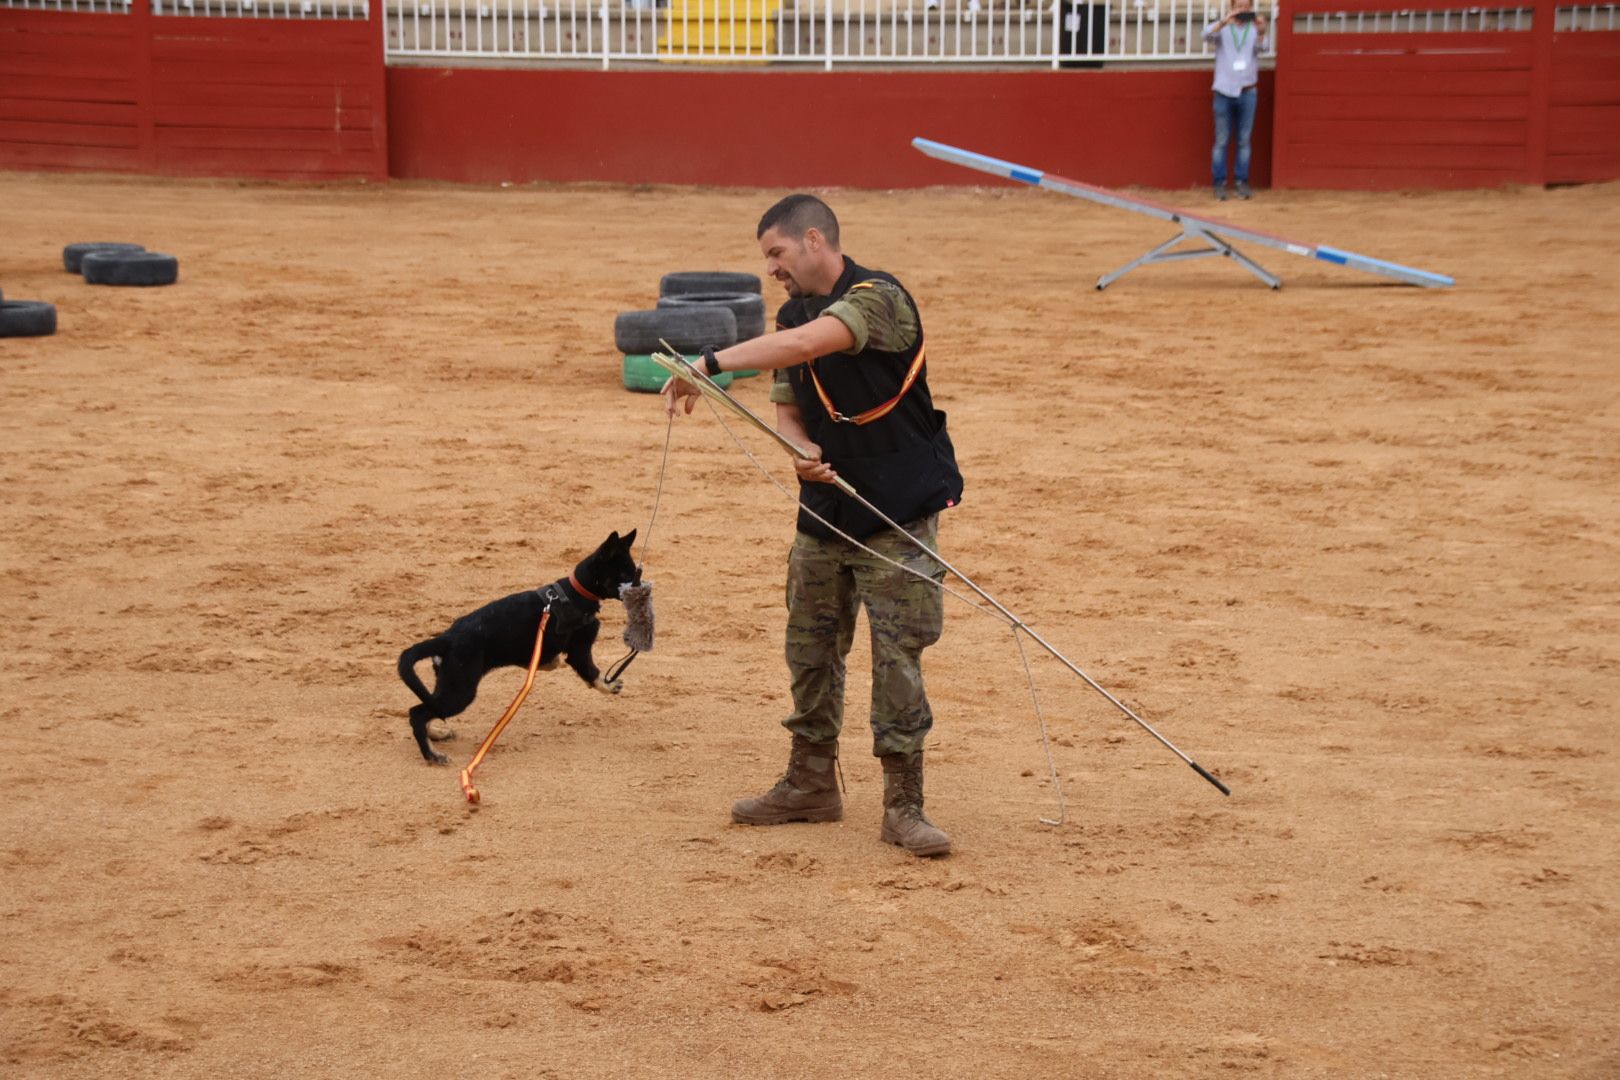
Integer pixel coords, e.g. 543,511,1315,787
777,256,964,541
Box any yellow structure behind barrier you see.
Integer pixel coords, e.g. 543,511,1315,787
658,0,781,60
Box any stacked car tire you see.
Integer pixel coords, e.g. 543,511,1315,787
615,271,767,392
65,242,180,286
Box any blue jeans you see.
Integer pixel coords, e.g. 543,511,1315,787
1212,88,1257,187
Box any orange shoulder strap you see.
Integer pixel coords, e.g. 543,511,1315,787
807,281,927,426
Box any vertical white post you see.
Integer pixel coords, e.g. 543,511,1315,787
825,0,834,69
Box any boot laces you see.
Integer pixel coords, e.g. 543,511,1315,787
889,772,927,820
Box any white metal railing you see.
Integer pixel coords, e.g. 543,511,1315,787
1293,5,1620,32
385,0,1280,65
0,0,132,9
0,0,367,14
1294,7,1532,32
153,0,368,15
8,0,1618,58
1558,2,1618,28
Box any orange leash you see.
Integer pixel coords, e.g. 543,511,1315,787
458,608,550,804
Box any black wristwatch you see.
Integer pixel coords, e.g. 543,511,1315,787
701,346,722,377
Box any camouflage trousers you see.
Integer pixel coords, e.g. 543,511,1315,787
782,514,946,757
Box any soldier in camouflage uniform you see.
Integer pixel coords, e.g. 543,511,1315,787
663,194,964,857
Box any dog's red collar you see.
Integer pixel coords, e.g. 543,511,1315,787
567,572,602,604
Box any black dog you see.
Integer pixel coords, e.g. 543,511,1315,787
396,530,640,764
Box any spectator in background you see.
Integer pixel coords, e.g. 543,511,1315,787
1203,0,1269,201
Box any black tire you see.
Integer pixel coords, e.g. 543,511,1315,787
656,291,767,342
0,300,57,338
63,242,145,273
81,250,179,287
613,305,736,355
622,354,733,394
660,271,762,298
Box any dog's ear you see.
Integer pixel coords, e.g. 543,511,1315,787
622,528,637,549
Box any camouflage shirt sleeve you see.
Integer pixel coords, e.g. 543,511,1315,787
821,280,919,355
770,366,796,404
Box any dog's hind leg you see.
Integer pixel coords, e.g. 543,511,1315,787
409,665,479,765
408,704,449,765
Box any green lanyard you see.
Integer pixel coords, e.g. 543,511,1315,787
1230,23,1251,51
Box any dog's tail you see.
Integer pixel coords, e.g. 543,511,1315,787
397,636,449,706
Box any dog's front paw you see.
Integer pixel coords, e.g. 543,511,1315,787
424,749,449,766
594,676,624,695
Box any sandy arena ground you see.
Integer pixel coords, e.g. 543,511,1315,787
1,171,1616,1078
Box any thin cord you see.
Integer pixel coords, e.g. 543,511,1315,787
639,412,675,568
701,395,1008,623
1012,625,1067,826
602,414,675,685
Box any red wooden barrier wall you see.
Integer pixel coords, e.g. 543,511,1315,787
0,8,144,173
385,67,1274,192
0,2,387,181
1547,27,1620,184
1274,26,1535,188
3,3,1613,190
1274,0,1620,189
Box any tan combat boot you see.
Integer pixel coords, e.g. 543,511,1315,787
731,735,843,825
879,752,951,857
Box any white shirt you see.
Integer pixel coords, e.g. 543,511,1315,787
1203,18,1267,97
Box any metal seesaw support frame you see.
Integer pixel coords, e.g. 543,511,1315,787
912,137,1455,291
1098,218,1282,290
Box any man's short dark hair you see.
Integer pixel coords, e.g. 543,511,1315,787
757,194,840,250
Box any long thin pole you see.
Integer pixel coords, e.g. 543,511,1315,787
652,351,1230,797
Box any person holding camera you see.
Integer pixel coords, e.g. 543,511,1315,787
1203,0,1269,201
